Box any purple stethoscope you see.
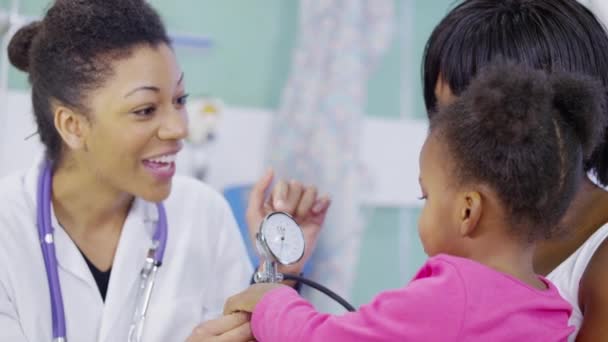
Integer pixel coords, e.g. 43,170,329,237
36,160,168,342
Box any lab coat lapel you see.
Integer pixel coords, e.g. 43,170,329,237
52,211,99,292
98,198,156,342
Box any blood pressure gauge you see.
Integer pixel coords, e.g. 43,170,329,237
258,212,305,264
251,212,356,312
254,212,305,283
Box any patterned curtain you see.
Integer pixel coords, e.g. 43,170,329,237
266,0,394,312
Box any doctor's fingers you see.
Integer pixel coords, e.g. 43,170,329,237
188,313,251,339
273,180,304,214
269,180,288,210
216,322,254,342
187,322,253,342
295,186,317,219
247,169,274,217
312,195,331,216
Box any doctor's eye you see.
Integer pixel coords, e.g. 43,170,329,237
133,106,156,117
175,94,190,107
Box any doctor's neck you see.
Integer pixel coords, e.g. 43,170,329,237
50,159,133,238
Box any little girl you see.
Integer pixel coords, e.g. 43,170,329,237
221,63,607,341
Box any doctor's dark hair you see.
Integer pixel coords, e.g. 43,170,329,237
423,0,608,186
429,63,606,241
7,0,170,162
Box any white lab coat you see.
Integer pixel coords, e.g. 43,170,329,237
0,159,253,341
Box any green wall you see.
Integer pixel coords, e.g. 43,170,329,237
4,0,456,119
367,0,452,119
4,0,299,109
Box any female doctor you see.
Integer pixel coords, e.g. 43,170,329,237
1,0,329,341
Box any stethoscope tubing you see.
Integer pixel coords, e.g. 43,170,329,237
37,160,67,340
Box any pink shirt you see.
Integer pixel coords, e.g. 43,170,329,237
252,254,574,341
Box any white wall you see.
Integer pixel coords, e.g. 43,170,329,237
1,91,44,175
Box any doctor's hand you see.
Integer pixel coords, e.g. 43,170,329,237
186,313,254,342
223,283,286,315
246,170,331,276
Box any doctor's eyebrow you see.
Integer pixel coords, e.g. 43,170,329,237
124,72,185,98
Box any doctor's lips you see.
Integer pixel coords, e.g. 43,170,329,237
142,150,180,181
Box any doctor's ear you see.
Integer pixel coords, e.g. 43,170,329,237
459,191,482,237
53,105,91,151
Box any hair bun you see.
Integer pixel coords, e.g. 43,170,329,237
463,62,552,146
550,72,607,158
7,21,42,72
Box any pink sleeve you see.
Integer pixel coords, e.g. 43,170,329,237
251,258,467,341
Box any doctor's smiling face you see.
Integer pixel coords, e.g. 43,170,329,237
58,43,189,202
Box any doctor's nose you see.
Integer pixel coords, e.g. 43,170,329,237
158,109,189,141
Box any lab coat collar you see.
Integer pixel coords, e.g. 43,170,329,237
24,157,160,341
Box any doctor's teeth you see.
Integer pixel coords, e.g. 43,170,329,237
147,154,176,163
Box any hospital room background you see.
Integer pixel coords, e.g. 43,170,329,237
2,0,606,313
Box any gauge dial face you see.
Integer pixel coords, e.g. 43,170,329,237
260,212,305,265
